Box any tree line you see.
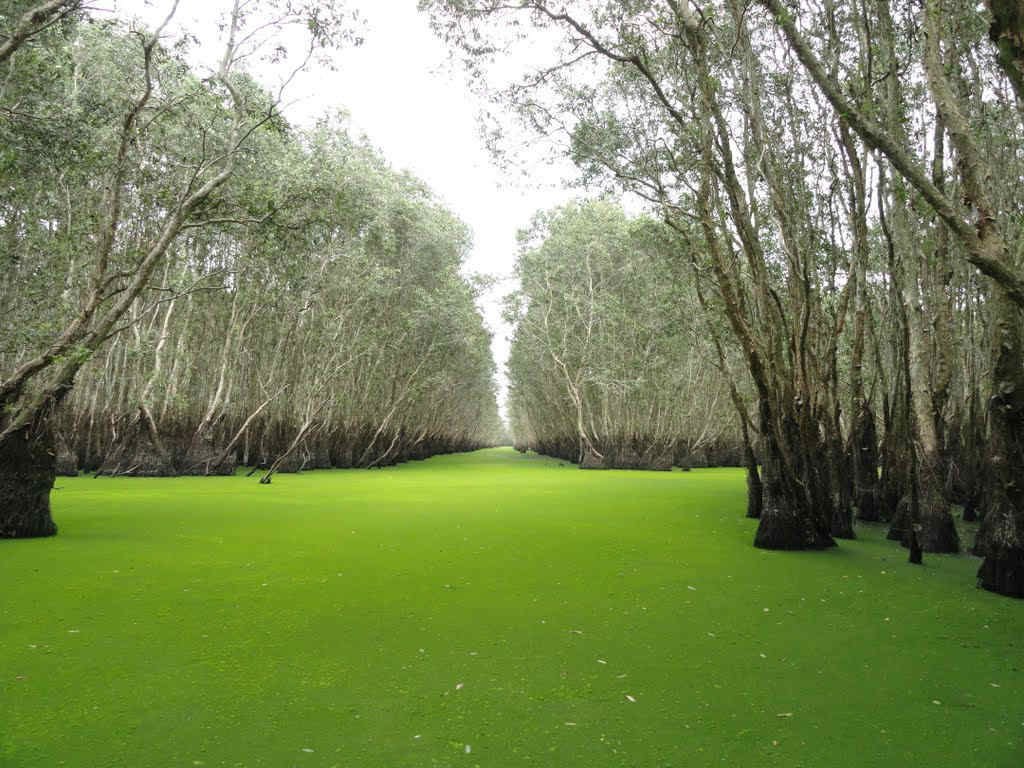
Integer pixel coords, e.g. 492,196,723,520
0,1,502,537
506,200,749,473
425,0,1024,598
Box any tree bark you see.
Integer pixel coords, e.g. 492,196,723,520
753,400,836,550
975,295,1024,596
852,402,882,521
0,430,58,538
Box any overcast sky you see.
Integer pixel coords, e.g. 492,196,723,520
114,0,582,417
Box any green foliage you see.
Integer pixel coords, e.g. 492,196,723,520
507,199,741,459
0,8,501,457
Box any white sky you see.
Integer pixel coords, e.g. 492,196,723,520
112,0,583,418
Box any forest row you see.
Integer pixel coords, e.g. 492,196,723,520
428,0,1024,597
0,6,502,529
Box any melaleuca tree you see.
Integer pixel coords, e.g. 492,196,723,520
506,200,743,470
424,0,1024,587
48,114,502,483
0,0,350,536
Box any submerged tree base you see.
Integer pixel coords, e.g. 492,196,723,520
579,445,674,471
754,505,836,550
0,432,58,539
978,544,1024,598
915,511,960,554
746,468,763,519
976,497,1024,598
830,506,856,539
889,495,960,553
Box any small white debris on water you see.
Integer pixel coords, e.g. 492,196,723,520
455,682,464,690
625,694,636,703
687,586,697,591
301,748,314,753
564,722,577,726
414,735,422,740
464,744,472,754
932,700,942,705
597,659,607,665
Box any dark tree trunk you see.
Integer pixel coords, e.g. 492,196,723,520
962,499,979,523
0,430,58,538
828,433,856,539
745,461,763,519
976,297,1024,598
915,461,960,553
753,401,835,550
888,494,911,542
956,367,986,526
853,402,882,521
908,526,923,564
740,415,762,518
830,499,856,539
754,465,835,550
878,428,904,524
977,504,1024,597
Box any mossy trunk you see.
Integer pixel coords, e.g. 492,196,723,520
745,460,763,519
877,430,904,525
887,494,911,543
852,402,882,521
740,415,762,519
915,461,960,554
828,433,856,540
753,402,835,550
754,459,835,549
976,296,1024,597
977,505,1024,597
0,431,58,539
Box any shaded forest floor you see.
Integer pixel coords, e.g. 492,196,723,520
1,447,1021,767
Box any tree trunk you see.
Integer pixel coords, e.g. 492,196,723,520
915,459,960,553
827,430,856,539
753,401,836,550
0,431,58,538
852,402,881,521
741,418,762,519
976,295,1024,597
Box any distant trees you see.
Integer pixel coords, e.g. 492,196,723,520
53,121,502,482
425,0,1024,596
1,4,501,537
506,201,744,471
